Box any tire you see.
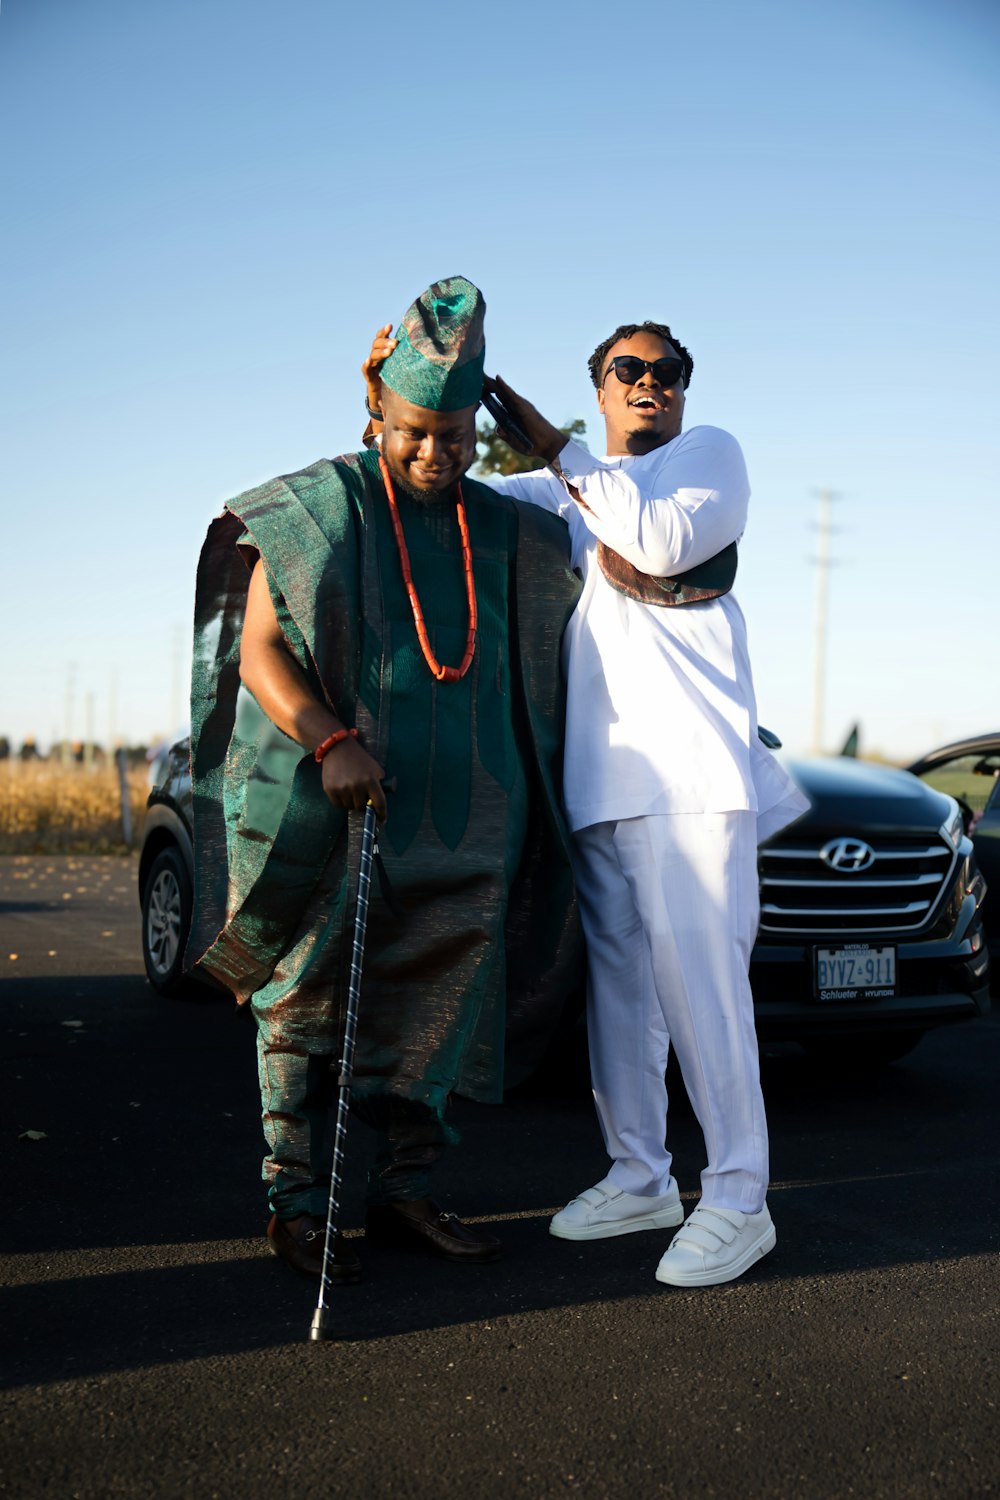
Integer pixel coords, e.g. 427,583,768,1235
141,845,194,997
799,1029,926,1069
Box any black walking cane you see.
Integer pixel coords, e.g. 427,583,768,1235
308,798,380,1343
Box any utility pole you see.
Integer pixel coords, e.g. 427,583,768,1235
810,489,841,755
109,668,118,751
84,691,95,769
63,662,77,765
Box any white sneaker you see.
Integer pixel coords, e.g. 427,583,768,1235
655,1203,776,1286
549,1177,684,1241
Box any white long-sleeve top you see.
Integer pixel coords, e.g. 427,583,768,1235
491,426,807,837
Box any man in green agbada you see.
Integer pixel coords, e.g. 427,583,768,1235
189,276,582,1279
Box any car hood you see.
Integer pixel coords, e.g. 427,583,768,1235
785,756,955,833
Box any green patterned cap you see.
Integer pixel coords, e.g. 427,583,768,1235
380,276,485,412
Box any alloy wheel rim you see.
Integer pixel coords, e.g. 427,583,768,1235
147,869,182,974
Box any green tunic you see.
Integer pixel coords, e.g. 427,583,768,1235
190,449,583,1122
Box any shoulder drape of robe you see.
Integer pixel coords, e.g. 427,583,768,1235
187,451,584,1084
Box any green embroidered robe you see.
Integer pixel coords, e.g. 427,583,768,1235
189,448,583,1106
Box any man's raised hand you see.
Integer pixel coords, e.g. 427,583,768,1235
362,323,398,419
485,375,569,464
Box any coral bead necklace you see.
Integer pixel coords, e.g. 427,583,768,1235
378,456,478,683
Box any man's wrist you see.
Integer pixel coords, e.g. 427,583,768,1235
536,428,568,464
315,727,359,763
545,440,573,479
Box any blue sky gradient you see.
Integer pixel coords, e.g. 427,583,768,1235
2,0,997,758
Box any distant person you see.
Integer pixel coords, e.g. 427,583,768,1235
362,314,808,1287
189,277,581,1282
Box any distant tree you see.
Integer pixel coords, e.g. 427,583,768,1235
19,739,40,761
0,737,9,760
474,419,587,478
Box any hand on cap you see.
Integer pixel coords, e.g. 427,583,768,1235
362,324,398,419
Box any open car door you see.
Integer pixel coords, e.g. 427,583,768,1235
906,733,1000,962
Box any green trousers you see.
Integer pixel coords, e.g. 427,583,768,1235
254,1040,454,1219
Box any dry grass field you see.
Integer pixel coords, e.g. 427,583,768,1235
0,760,150,855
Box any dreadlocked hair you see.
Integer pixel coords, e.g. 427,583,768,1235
587,321,694,390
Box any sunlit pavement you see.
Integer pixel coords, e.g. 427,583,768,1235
3,856,999,1499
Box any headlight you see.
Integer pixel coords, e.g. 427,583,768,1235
940,800,965,851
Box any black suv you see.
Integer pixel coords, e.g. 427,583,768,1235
139,735,993,1067
752,749,991,1065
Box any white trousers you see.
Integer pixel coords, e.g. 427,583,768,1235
572,811,768,1214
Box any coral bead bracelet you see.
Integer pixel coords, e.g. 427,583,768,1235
314,727,359,763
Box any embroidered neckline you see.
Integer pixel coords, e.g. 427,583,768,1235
378,456,477,683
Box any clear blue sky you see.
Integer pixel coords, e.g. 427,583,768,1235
2,0,997,760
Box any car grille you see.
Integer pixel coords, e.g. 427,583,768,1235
758,831,958,936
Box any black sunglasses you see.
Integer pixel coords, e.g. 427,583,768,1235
603,355,685,389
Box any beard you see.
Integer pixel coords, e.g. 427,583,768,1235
624,426,664,453
620,412,683,455
384,458,461,506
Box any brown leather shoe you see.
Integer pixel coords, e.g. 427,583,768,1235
365,1198,501,1263
266,1214,363,1283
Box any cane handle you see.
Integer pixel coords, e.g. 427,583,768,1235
367,775,397,809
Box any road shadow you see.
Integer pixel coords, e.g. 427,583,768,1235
0,900,63,914
5,966,999,1389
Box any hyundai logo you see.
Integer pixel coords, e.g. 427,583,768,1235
820,837,876,873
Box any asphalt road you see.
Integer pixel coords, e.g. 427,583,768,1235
2,855,998,1500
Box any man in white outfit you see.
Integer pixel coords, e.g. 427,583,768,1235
485,322,808,1287
364,316,807,1287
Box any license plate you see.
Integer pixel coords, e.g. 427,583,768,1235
813,943,896,1001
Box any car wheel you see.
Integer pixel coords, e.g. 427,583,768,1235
799,1030,926,1069
141,846,193,997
